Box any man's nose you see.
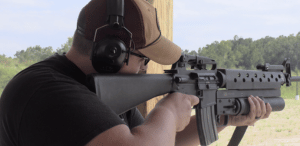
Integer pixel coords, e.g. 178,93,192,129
139,64,148,74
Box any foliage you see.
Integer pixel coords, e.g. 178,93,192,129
13,37,73,64
14,45,55,63
0,56,30,94
0,37,73,96
184,32,300,71
56,37,73,55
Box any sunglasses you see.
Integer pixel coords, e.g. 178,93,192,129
130,52,150,66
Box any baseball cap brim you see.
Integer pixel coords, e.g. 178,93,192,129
139,36,182,65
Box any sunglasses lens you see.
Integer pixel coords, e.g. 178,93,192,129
145,59,150,65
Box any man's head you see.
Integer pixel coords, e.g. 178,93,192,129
67,0,182,75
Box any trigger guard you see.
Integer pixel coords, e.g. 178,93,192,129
217,115,229,127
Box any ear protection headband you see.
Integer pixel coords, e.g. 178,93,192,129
90,0,135,73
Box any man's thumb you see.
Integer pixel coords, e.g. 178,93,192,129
190,95,199,106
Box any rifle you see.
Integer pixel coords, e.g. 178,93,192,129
85,54,300,146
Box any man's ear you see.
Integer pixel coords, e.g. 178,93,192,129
146,0,154,4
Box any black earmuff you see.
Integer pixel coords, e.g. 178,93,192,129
91,37,127,73
90,0,133,73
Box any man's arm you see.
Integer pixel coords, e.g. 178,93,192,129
175,115,227,146
86,106,177,146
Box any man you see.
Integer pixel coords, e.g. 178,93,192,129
0,0,272,145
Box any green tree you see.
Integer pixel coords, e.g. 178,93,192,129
182,49,189,54
14,45,55,63
0,55,28,95
56,37,73,55
189,50,197,56
199,40,239,69
199,41,219,61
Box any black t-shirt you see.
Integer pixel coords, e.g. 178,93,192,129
0,53,145,146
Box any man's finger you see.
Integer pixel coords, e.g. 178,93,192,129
262,103,272,119
248,95,256,120
253,96,261,118
258,97,266,119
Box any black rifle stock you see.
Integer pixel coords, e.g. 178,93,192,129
85,54,300,146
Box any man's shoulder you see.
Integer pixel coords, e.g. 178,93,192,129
9,53,81,88
1,56,85,102
6,65,64,91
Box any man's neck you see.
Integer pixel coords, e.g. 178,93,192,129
65,47,97,75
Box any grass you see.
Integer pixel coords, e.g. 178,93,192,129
191,99,300,146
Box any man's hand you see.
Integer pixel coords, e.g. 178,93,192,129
228,95,272,126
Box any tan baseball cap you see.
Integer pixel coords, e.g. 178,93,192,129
76,0,182,65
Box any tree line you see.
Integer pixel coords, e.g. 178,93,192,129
12,37,73,63
184,32,300,71
0,38,73,95
2,32,300,71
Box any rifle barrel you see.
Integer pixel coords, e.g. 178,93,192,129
291,76,300,82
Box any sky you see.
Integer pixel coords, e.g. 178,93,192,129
0,0,300,58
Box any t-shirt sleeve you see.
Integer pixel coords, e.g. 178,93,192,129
127,107,145,129
18,81,127,146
